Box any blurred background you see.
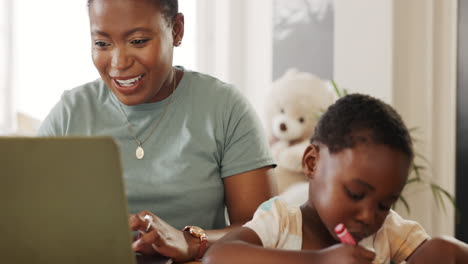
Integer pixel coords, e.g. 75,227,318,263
1,0,466,243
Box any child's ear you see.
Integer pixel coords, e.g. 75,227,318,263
302,144,319,179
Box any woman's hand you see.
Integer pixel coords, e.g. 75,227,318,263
129,211,200,262
315,244,376,264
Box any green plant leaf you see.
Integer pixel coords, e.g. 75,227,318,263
397,195,411,214
330,80,349,98
431,184,446,213
410,163,424,181
430,183,457,214
406,177,423,185
414,152,430,164
331,80,342,98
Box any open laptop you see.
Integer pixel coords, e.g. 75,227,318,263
0,137,171,264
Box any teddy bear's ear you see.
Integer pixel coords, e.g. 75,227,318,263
302,144,319,179
283,68,299,78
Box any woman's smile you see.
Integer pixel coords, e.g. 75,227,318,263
112,74,145,95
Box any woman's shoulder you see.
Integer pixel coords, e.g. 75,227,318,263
60,78,110,106
183,69,229,86
182,69,238,95
182,69,248,108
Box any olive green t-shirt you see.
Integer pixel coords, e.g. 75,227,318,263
38,68,275,229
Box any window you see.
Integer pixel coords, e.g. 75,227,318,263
13,0,197,121
0,0,14,134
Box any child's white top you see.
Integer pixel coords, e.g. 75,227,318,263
244,197,429,264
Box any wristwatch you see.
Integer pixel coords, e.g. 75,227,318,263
182,226,208,261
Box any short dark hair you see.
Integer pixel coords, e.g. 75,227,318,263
87,0,178,25
157,0,179,24
311,94,414,160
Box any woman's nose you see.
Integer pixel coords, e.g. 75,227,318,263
111,48,132,70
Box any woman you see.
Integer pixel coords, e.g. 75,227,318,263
38,0,276,262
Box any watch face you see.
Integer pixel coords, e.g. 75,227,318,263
189,226,205,238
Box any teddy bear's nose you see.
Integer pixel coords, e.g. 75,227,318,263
280,123,287,131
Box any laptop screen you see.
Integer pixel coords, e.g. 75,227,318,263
0,137,139,264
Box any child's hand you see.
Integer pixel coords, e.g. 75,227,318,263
316,243,376,264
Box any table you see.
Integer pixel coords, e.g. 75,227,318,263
136,254,199,264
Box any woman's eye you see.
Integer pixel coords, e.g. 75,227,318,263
280,108,284,113
94,41,109,47
130,39,150,45
299,117,305,123
345,187,365,201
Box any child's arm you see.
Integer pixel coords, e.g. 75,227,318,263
407,236,468,264
202,227,375,264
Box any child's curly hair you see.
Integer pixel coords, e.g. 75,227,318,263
311,94,414,160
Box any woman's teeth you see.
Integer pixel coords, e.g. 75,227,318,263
115,75,142,86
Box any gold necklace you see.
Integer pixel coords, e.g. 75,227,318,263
117,69,176,160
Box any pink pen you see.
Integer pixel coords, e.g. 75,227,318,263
334,223,356,245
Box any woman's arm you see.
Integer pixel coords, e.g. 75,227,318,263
130,166,276,261
407,236,468,264
207,166,276,241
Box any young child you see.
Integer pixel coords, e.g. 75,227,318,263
203,94,468,264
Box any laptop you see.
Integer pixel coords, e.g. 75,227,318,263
0,137,171,264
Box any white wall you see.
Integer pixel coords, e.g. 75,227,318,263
196,0,273,118
12,0,98,121
334,0,394,103
334,0,457,236
173,0,198,71
392,0,457,237
0,0,16,134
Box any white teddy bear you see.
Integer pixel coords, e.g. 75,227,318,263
265,69,336,194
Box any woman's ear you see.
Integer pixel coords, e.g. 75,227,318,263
302,144,319,179
172,13,185,46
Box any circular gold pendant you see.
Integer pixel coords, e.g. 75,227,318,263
136,146,144,160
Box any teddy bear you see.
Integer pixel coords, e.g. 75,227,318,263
264,69,336,194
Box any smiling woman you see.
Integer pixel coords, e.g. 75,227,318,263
12,0,197,122
36,0,275,262
88,0,182,106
